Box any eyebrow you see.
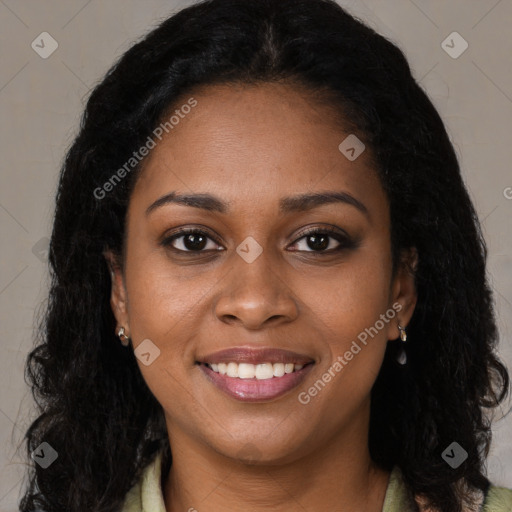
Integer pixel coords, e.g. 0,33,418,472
145,190,370,219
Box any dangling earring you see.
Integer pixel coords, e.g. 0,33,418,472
396,324,407,365
117,326,130,347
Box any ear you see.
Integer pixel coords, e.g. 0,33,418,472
103,249,130,335
387,247,418,341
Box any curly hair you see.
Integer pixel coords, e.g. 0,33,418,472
20,0,510,511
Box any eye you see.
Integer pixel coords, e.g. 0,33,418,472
160,226,356,255
289,227,355,253
161,228,223,253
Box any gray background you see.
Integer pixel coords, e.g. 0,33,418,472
1,0,511,509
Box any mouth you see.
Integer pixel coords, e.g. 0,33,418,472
202,361,310,378
196,347,315,402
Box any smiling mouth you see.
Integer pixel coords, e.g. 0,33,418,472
196,361,315,402
199,361,312,379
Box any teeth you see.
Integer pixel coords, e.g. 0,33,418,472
226,362,238,378
238,363,255,379
273,363,285,377
255,363,274,380
207,362,308,379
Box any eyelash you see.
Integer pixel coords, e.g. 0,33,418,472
160,226,357,255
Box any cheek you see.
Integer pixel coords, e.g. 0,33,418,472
123,261,207,412
123,252,231,409
309,248,392,341
125,278,211,383
303,244,393,397
123,240,211,339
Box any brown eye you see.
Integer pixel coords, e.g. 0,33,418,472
161,228,223,253
289,227,357,253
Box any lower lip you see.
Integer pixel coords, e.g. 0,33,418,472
198,363,314,402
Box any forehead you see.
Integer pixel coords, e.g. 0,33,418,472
130,82,386,218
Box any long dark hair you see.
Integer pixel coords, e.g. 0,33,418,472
20,0,510,511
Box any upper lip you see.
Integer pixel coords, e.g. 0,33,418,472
197,347,315,365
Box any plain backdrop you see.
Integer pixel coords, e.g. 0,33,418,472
1,0,511,510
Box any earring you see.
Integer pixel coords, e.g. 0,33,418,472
396,324,407,365
117,326,130,347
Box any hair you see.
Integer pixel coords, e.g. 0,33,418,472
19,0,510,511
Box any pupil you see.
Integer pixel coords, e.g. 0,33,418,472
185,233,207,251
308,234,329,251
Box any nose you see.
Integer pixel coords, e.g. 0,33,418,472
213,251,299,330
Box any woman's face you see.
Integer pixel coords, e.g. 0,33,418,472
107,82,417,464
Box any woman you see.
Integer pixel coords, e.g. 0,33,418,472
20,0,512,511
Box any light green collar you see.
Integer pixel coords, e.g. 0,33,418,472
121,450,512,512
121,450,167,512
382,465,416,511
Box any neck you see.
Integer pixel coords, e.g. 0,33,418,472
162,402,390,512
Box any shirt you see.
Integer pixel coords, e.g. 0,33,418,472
121,450,512,512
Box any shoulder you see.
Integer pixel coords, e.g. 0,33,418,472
385,466,512,512
483,483,512,511
120,451,167,512
413,481,512,512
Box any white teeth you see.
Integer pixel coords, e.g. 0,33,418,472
284,363,294,374
238,363,255,379
226,362,238,378
207,361,308,379
273,363,285,377
255,363,274,380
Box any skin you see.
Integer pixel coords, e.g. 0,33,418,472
106,82,418,512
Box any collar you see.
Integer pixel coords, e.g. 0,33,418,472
120,451,493,512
